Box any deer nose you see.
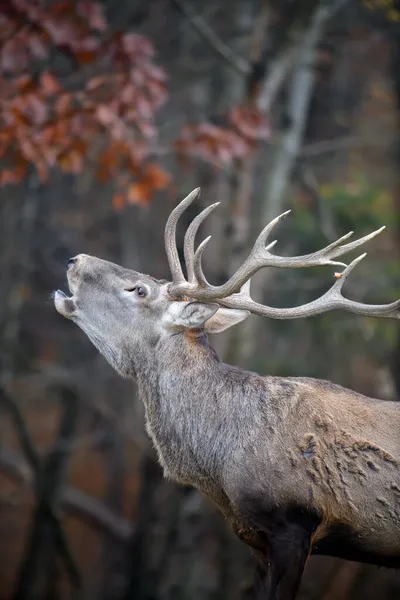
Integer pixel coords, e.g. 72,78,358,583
67,257,78,270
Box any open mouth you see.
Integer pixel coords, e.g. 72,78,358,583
55,289,70,299
54,289,76,318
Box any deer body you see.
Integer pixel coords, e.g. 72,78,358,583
54,189,400,599
133,329,400,563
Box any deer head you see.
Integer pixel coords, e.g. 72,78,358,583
53,205,249,377
54,188,399,376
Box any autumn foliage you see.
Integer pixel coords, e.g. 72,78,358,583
0,1,271,207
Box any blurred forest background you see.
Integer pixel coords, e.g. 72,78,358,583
0,0,399,599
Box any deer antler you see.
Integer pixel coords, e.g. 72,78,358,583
165,189,399,319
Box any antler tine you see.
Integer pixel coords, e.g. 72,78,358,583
165,187,201,285
184,203,220,284
253,210,291,253
219,253,400,320
193,236,212,287
326,226,386,260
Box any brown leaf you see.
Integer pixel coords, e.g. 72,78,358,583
15,75,36,92
135,94,153,120
28,33,49,59
74,49,98,64
28,94,48,125
146,80,168,108
127,181,152,205
1,38,29,73
55,93,73,115
122,33,155,59
41,72,62,95
146,164,171,190
96,105,115,125
49,1,75,17
0,169,18,185
144,63,167,82
20,138,39,161
42,18,79,46
121,83,135,104
137,121,156,139
77,1,108,31
59,149,84,173
229,105,271,141
86,75,108,91
10,106,31,127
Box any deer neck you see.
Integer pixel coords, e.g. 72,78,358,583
135,329,229,488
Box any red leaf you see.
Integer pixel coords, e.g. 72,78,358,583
229,105,271,141
96,105,115,126
86,75,108,91
20,138,38,161
0,169,18,185
10,106,31,127
49,1,75,17
59,149,84,173
15,75,36,92
74,50,97,63
98,144,122,177
42,19,78,45
55,93,73,115
144,64,167,82
41,72,62,95
146,164,171,190
122,33,155,59
135,94,153,119
27,94,48,125
1,38,29,72
137,121,156,139
121,83,135,104
147,80,168,108
28,33,49,59
77,1,108,31
127,181,152,205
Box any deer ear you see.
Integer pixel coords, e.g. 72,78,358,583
204,308,249,333
164,301,219,330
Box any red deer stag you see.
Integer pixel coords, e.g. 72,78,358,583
54,188,400,600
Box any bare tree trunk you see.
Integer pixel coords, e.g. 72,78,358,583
235,0,334,367
218,3,297,363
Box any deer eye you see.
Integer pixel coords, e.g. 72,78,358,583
125,285,147,298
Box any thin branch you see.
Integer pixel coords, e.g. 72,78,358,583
297,166,339,240
302,134,389,156
13,387,83,600
0,387,83,597
63,486,133,543
0,448,132,542
257,44,297,113
172,0,250,75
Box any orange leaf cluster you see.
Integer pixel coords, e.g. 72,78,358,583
0,0,170,202
113,163,171,210
174,105,270,167
0,1,269,208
